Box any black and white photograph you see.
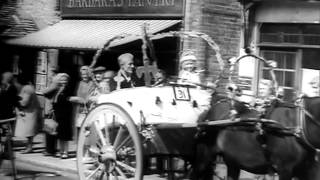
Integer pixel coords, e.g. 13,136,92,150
1,0,320,180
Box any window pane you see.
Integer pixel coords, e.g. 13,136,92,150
285,71,295,87
260,50,297,102
285,53,295,69
262,69,270,80
260,23,300,34
302,24,320,34
275,71,284,86
275,53,285,68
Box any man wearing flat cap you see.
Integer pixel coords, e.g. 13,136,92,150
88,66,106,101
114,53,143,90
89,66,116,105
92,66,106,83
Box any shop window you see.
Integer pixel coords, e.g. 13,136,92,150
260,50,298,101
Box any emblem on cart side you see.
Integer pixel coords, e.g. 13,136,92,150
173,85,191,101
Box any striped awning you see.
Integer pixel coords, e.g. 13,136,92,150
6,20,181,49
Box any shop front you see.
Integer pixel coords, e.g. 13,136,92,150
7,0,185,106
6,0,243,111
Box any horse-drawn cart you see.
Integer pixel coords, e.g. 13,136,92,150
75,27,320,180
77,84,213,180
75,29,228,180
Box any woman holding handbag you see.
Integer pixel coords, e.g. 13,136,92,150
69,66,93,141
42,73,73,159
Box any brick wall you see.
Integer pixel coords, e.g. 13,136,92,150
183,0,242,88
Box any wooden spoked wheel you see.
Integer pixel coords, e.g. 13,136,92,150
77,103,143,180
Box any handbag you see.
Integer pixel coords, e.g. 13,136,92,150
43,112,58,135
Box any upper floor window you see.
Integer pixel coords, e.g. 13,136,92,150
260,23,320,46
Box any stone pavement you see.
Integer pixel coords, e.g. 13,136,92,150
12,133,77,174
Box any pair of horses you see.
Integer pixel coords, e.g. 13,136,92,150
192,93,320,180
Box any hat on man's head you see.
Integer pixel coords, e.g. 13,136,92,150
92,66,106,73
118,53,134,65
180,50,197,65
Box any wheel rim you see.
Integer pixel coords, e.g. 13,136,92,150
77,103,143,180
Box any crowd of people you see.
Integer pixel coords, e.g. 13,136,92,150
0,51,200,159
2,50,317,160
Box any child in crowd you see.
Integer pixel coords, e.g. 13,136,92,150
178,51,201,85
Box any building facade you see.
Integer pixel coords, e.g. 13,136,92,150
242,0,320,101
3,0,243,109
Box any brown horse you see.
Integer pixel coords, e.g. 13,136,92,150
192,93,320,180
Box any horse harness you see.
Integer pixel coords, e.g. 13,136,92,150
296,98,320,160
204,96,320,163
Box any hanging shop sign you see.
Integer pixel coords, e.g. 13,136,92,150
60,0,184,18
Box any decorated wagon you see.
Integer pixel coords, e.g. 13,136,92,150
76,29,225,180
75,24,320,180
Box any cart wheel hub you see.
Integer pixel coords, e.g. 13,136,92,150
98,145,116,173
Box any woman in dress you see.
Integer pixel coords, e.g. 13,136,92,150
14,76,41,153
69,66,93,140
